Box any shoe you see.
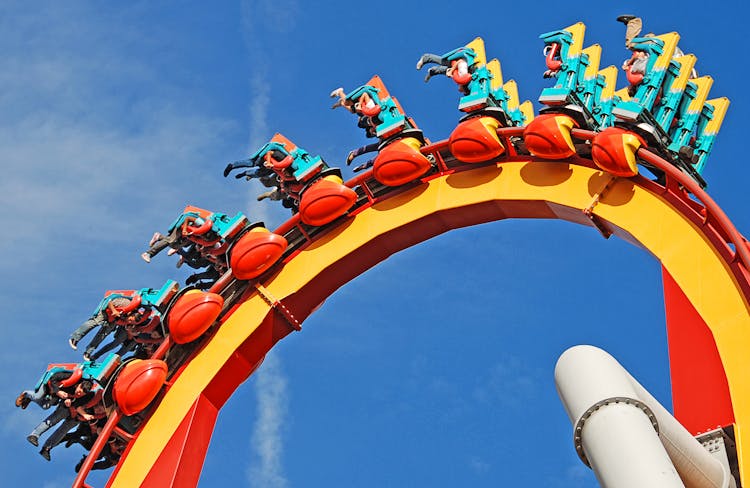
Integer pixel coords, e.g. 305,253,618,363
616,14,636,24
40,447,51,461
69,337,78,350
27,434,39,447
149,232,162,246
257,190,279,201
15,392,28,409
141,252,151,263
83,352,92,362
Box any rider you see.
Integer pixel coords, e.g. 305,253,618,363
16,369,77,410
26,379,95,461
85,310,152,362
69,295,135,352
141,206,244,286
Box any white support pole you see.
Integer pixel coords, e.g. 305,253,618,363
555,345,731,488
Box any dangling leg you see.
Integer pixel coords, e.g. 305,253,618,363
416,53,446,70
83,323,116,362
617,15,642,48
424,65,448,82
88,328,128,362
69,312,106,350
27,404,68,446
40,416,78,461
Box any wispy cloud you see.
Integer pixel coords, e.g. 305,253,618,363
468,456,491,474
238,0,301,225
472,355,544,409
547,463,595,487
241,0,300,36
0,4,238,274
248,351,289,488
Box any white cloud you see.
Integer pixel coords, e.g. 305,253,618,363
546,463,594,487
0,4,239,275
472,356,543,409
248,72,272,152
468,456,490,474
241,0,300,35
248,351,289,488
237,0,303,224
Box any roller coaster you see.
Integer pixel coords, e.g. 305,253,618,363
17,19,747,487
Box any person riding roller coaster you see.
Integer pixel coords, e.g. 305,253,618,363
16,368,79,411
84,310,161,362
69,294,149,361
226,134,357,227
225,136,334,212
616,14,697,96
416,48,475,93
330,76,426,174
141,206,248,287
26,379,98,461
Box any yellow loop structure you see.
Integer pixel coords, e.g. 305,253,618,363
106,156,750,487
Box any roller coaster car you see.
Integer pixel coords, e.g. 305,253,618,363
611,33,719,187
333,75,432,186
249,134,357,226
419,38,532,163
175,207,288,282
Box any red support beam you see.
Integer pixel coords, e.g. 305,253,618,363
662,266,735,433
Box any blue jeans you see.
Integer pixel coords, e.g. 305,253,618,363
43,416,79,451
22,388,57,409
90,328,135,361
70,312,109,343
30,405,69,438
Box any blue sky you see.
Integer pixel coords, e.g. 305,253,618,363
0,1,746,487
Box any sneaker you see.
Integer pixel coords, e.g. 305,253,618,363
149,232,162,246
141,252,151,263
83,353,92,362
69,337,78,350
27,434,39,447
40,447,51,461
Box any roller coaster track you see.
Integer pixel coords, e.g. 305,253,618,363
73,127,750,487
